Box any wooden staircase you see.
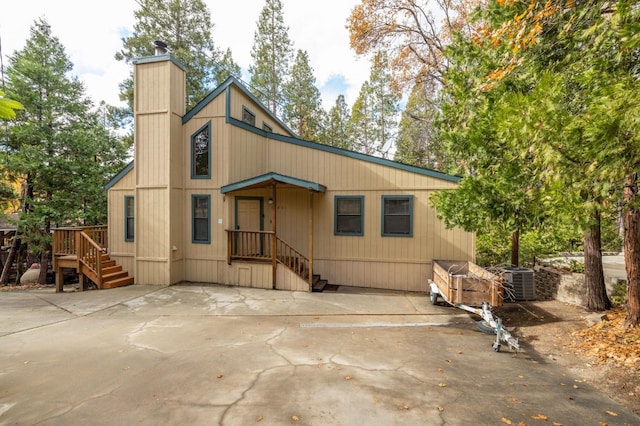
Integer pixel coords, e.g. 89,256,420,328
82,252,134,290
52,226,134,292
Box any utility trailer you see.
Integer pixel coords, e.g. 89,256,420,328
428,259,519,352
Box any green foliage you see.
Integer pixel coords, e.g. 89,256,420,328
394,83,447,171
115,0,221,111
216,48,242,86
282,50,323,141
321,94,352,149
611,280,628,307
349,52,399,157
2,18,128,255
249,0,293,115
0,91,23,120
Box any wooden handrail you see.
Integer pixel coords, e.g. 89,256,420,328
275,237,309,279
78,231,105,285
53,225,108,256
225,230,311,282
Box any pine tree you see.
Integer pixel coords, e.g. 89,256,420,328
349,82,375,155
249,0,293,115
394,83,445,170
322,94,352,149
349,53,399,157
282,50,323,140
216,48,242,86
115,0,221,111
1,18,127,284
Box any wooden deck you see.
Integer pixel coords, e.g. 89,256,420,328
52,226,134,292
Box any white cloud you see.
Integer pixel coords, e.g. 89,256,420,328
1,0,370,111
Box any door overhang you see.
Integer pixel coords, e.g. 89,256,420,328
220,172,326,194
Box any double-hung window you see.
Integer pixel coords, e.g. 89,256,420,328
191,121,211,178
334,196,364,236
381,195,413,237
124,196,134,242
192,195,211,244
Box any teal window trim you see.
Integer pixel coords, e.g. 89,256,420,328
124,195,134,242
191,121,211,179
192,194,211,244
334,196,364,236
381,195,413,237
262,121,273,132
242,106,256,126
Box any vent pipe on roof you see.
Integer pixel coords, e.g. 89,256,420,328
153,40,168,55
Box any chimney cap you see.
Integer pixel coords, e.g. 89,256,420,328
153,40,169,55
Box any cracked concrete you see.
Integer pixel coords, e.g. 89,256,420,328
0,283,639,425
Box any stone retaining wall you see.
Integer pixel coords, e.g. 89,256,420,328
534,265,620,307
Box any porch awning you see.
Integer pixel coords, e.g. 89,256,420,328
220,172,326,194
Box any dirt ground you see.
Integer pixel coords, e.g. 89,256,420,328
495,300,640,416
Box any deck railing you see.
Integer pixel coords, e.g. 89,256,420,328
78,231,105,284
226,230,310,283
53,226,108,256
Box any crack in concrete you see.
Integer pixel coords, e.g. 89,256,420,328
125,321,167,354
218,363,294,425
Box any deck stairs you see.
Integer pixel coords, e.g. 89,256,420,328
82,252,134,290
276,252,329,292
53,226,134,292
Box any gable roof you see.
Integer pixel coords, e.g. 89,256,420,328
105,71,461,190
103,161,134,191
221,172,326,194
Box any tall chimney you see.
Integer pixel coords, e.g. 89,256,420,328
153,40,168,55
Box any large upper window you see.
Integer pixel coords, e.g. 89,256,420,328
381,195,413,237
242,106,256,126
334,196,364,236
192,195,211,244
191,121,211,178
124,196,134,242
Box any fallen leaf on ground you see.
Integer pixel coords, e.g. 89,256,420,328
437,406,444,412
438,383,447,387
256,416,263,422
292,415,299,421
345,376,352,380
399,404,409,410
605,410,617,416
216,374,223,379
531,414,548,420
501,417,512,424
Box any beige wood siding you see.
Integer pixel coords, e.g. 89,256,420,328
107,169,135,277
229,89,290,136
276,266,310,291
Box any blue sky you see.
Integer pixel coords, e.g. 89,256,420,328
1,0,371,111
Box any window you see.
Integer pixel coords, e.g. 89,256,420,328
335,196,364,236
242,106,256,126
191,121,211,178
124,196,134,242
381,195,413,237
192,195,211,244
262,122,272,132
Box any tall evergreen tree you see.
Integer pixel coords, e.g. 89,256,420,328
249,0,293,115
349,81,375,155
216,47,242,86
322,94,352,149
349,53,399,158
394,83,446,170
282,50,323,140
1,18,127,284
115,0,221,111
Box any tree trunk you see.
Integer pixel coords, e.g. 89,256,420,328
623,172,640,328
0,237,21,284
38,222,52,284
511,230,520,268
584,209,612,311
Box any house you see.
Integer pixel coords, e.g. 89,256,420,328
100,52,474,293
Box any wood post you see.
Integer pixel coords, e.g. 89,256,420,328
308,191,314,292
271,183,277,289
